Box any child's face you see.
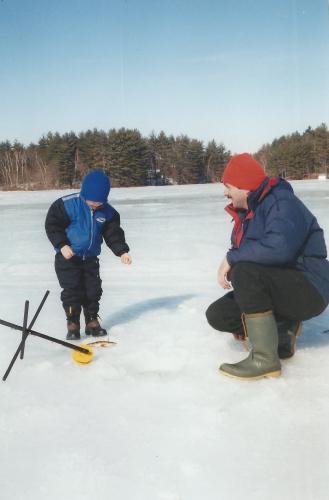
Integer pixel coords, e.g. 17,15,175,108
86,200,103,210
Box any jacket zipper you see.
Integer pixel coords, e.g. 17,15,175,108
84,209,94,259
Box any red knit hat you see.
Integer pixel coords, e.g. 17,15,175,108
222,153,266,191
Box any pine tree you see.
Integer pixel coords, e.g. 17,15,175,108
57,133,77,186
173,135,205,184
107,128,151,186
205,140,230,182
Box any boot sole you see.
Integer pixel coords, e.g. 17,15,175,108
219,368,281,380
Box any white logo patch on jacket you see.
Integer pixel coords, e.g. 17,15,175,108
96,217,106,224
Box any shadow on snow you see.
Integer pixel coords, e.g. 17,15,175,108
104,294,196,329
297,308,329,350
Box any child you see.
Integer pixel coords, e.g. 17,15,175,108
45,170,132,340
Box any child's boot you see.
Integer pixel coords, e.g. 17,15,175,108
84,312,107,337
66,318,81,340
65,306,81,340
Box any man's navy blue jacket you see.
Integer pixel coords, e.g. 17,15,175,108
225,177,329,305
45,193,129,258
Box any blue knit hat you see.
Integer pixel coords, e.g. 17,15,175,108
80,170,111,203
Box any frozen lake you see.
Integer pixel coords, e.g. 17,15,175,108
1,180,329,500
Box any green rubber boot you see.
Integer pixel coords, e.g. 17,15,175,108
219,311,281,380
277,320,302,359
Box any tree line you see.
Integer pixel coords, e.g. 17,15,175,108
256,123,329,179
0,123,328,190
0,129,229,189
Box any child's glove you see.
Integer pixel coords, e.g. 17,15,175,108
120,253,132,265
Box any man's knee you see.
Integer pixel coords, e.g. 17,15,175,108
206,300,227,331
205,301,217,327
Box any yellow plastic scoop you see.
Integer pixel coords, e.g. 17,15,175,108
72,343,94,364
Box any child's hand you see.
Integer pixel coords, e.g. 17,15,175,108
120,253,132,265
61,245,75,260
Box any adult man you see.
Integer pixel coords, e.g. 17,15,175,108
206,153,329,380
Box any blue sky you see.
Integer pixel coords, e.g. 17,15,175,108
1,0,329,152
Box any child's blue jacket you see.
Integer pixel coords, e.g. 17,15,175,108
45,193,129,258
225,177,329,305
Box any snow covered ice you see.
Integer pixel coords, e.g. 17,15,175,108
1,181,329,500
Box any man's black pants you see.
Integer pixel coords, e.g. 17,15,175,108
55,254,102,319
206,262,327,335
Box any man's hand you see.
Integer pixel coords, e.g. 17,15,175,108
121,253,132,265
61,245,75,260
217,256,232,289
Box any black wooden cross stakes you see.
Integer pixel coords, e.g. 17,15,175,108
0,291,90,381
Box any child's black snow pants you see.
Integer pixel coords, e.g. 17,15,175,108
206,262,327,335
55,254,102,320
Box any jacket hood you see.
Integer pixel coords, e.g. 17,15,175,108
247,177,293,209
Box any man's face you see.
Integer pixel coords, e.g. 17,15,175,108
223,183,249,210
86,200,103,210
